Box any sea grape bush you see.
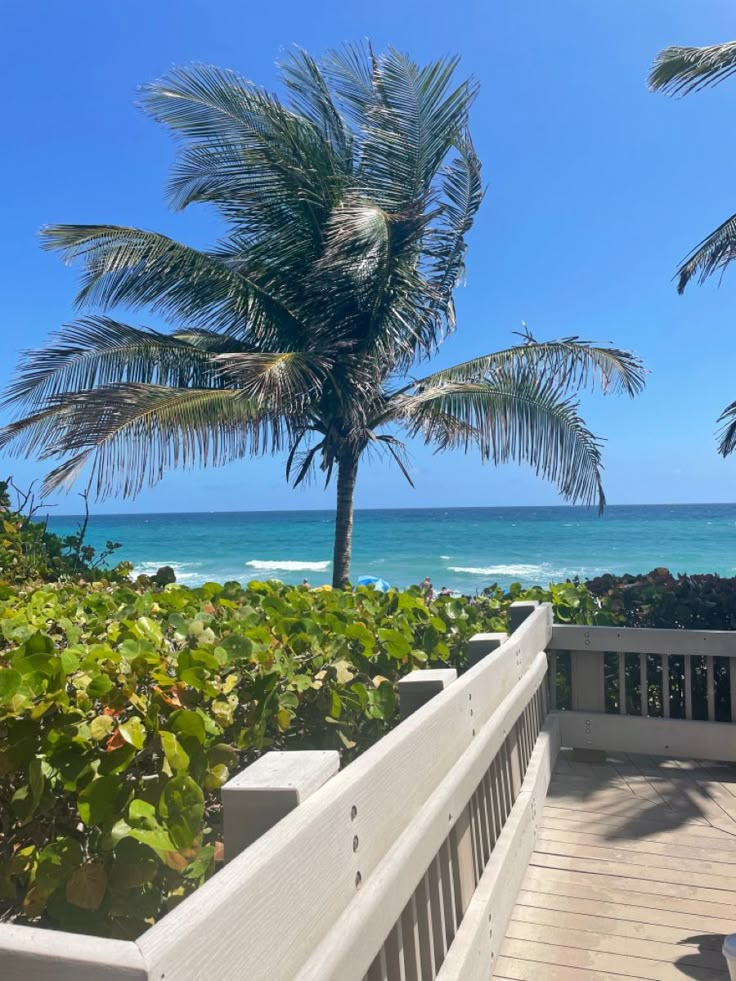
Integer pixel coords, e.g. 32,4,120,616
0,555,634,939
3,575,573,937
586,567,736,630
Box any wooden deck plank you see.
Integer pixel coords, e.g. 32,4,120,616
541,811,736,844
511,900,727,949
495,955,652,980
505,919,728,971
534,836,736,877
529,851,736,896
514,888,736,935
497,750,734,980
537,826,736,862
523,867,736,919
542,795,713,825
500,936,728,980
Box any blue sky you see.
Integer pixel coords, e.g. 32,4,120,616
3,0,736,513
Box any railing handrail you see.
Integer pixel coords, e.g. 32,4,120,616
550,623,736,657
136,604,553,981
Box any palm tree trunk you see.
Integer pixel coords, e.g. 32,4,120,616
332,451,358,588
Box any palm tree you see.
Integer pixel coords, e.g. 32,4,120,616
650,41,736,452
1,46,645,587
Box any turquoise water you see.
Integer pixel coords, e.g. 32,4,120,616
45,504,736,593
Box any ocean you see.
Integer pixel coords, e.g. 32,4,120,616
45,504,736,594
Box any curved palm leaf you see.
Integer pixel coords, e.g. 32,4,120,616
393,373,606,510
12,385,286,499
40,224,306,345
1,317,232,411
717,401,736,456
672,214,736,293
649,42,736,96
414,336,646,396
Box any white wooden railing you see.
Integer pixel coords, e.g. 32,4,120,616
547,623,736,761
1,601,559,981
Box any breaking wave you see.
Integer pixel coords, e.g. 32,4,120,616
132,561,203,583
448,563,553,578
245,560,331,572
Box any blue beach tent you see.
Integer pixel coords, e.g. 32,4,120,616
357,576,390,592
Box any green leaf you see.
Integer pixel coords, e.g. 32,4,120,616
25,632,54,655
0,669,21,702
160,730,190,773
169,709,206,745
35,838,83,891
109,837,158,889
367,680,396,720
29,757,44,810
129,827,177,853
90,715,115,741
87,674,113,698
128,798,157,829
158,775,205,850
377,628,412,659
78,775,121,827
118,717,146,750
204,764,228,790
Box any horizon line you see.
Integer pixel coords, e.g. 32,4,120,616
43,501,736,518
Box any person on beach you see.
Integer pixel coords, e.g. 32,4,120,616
420,577,434,601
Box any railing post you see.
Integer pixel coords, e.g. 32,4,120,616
468,632,507,668
568,641,606,761
222,750,340,861
398,668,457,720
570,650,605,713
508,601,539,633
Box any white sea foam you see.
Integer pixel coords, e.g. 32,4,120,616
440,555,451,560
132,561,203,583
245,559,331,572
448,563,551,577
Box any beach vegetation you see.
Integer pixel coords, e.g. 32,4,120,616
3,560,735,935
0,571,602,936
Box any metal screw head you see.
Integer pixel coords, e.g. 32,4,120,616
352,835,359,852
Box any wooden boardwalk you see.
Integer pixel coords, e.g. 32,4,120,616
497,750,736,980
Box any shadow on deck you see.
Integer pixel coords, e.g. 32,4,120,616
497,750,736,980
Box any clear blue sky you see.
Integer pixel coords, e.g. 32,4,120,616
3,0,736,513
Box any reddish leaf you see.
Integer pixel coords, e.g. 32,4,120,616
105,729,125,752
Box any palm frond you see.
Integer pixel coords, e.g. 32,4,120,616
279,47,353,166
317,195,391,300
40,224,306,345
1,385,286,499
142,64,345,242
673,214,736,292
359,49,478,209
649,42,736,96
415,335,646,396
424,135,484,330
393,373,606,510
321,42,378,126
211,351,328,404
717,400,736,456
1,317,236,413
